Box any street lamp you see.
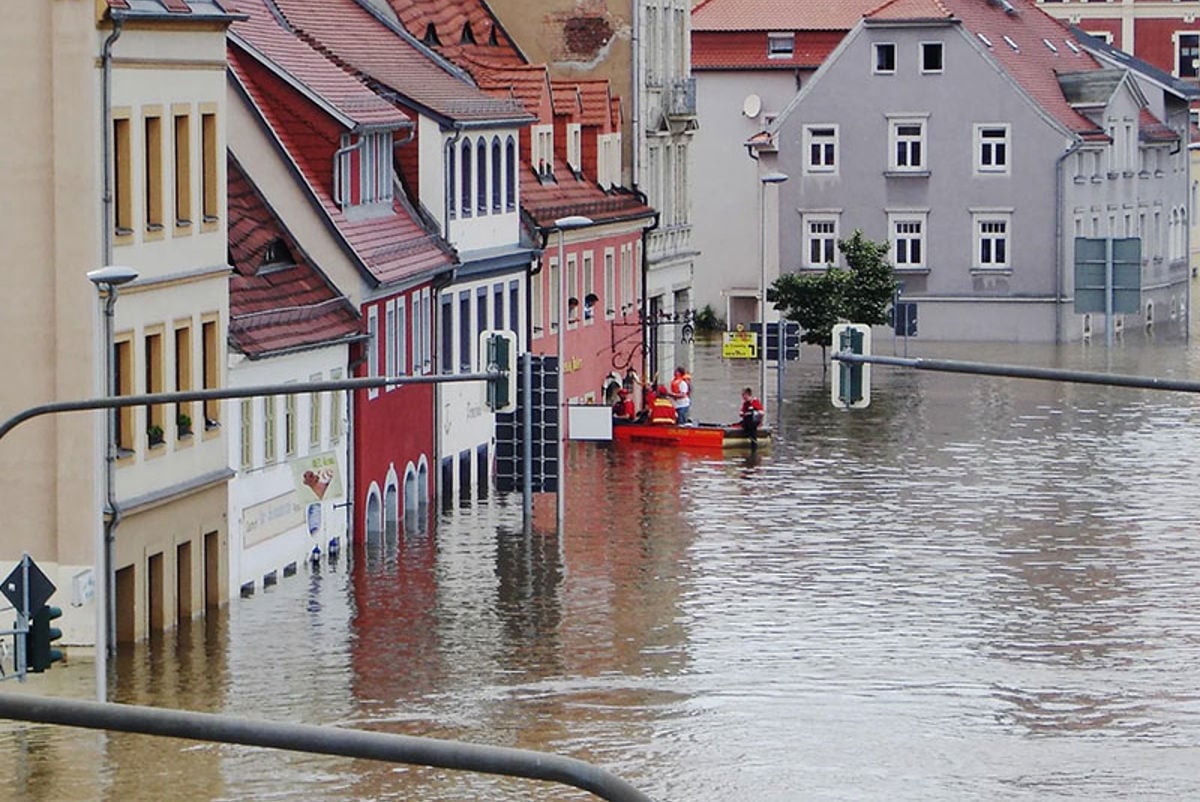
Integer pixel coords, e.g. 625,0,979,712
759,172,788,414
553,215,592,532
87,265,138,701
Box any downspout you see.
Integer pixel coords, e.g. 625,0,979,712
635,188,660,383
1055,138,1084,344
99,16,124,668
101,17,124,266
332,134,366,207
630,0,640,189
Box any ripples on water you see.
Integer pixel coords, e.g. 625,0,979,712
5,338,1200,800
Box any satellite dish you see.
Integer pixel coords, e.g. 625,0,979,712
742,93,762,119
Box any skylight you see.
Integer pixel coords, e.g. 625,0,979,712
1065,40,1080,54
977,33,993,48
1003,35,1019,53
1042,38,1057,53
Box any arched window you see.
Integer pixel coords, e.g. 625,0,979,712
505,136,516,211
384,482,398,545
364,486,382,545
491,137,502,212
460,138,472,218
476,139,487,214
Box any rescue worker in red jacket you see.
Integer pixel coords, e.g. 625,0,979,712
612,388,636,421
737,387,764,446
649,385,677,424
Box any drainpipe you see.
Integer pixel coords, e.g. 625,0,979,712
1055,139,1084,343
332,134,366,208
97,15,124,693
630,1,640,189
101,17,124,264
635,187,660,384
442,124,463,242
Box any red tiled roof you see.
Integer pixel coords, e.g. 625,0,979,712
473,63,555,118
551,82,581,118
229,5,455,286
692,30,845,70
384,0,527,71
866,0,1104,137
1139,107,1178,143
867,0,952,22
231,0,409,129
266,0,530,125
692,0,877,32
227,157,362,357
552,79,614,129
521,168,655,230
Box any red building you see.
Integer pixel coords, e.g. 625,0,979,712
228,0,457,544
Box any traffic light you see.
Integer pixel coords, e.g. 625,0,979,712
480,330,517,413
26,604,64,672
831,323,871,409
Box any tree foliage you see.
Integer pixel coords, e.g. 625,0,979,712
766,229,896,359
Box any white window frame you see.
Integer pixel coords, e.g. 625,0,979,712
803,125,838,174
533,125,554,177
874,42,896,75
920,42,944,74
767,32,794,60
803,213,840,268
531,264,544,338
888,211,927,269
972,210,1012,270
567,124,582,172
888,116,927,172
603,248,616,319
566,254,579,329
366,305,380,399
384,299,397,389
582,251,595,324
396,295,408,376
1178,31,1200,79
975,124,1009,174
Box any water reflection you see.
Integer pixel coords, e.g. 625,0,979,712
5,337,1200,799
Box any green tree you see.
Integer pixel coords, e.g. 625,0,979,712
766,229,896,363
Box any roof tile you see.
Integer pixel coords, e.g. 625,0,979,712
692,0,877,32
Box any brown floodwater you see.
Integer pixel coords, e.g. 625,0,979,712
5,334,1200,800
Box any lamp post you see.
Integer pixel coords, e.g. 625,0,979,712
552,215,593,532
758,172,788,413
87,265,138,702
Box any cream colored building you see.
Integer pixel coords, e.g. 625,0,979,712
0,0,236,652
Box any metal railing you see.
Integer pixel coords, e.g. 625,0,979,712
0,693,654,802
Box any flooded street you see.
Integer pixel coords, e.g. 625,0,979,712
6,335,1200,800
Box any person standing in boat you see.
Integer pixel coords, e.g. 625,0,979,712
649,385,678,424
612,388,636,421
669,366,692,425
737,387,764,446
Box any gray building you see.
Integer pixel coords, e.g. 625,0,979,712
760,0,1193,343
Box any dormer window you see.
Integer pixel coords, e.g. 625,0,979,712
567,124,582,173
533,125,554,179
262,237,292,267
422,24,440,47
461,23,476,45
767,32,794,60
334,131,394,210
488,25,499,46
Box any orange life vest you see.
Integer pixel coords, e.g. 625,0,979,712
650,396,677,424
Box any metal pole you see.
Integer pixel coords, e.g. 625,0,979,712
100,286,118,694
0,693,655,802
1105,237,1114,349
521,353,533,533
758,179,767,413
556,228,566,532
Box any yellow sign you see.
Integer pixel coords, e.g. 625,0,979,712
722,330,758,359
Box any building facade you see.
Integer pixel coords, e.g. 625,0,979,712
765,0,1192,343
